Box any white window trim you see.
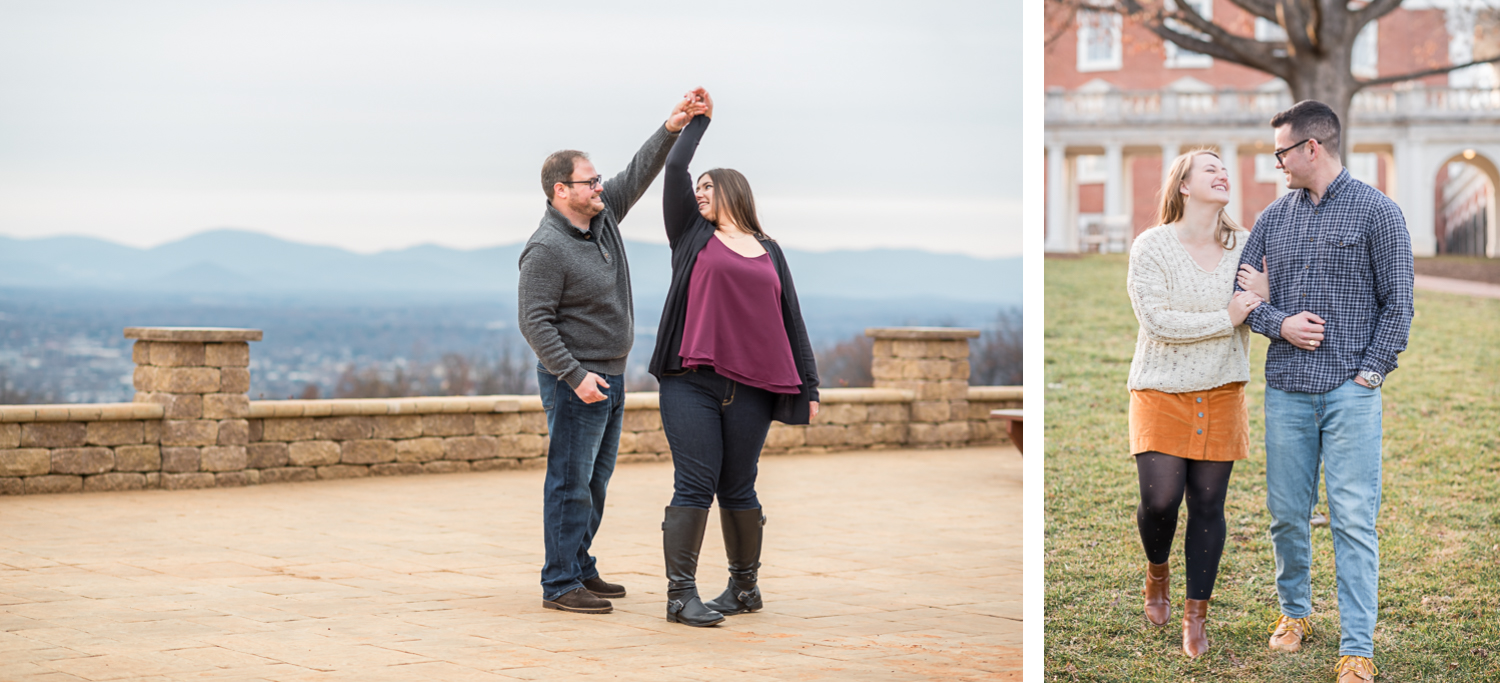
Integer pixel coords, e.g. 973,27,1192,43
1164,0,1213,69
1077,9,1123,72
1255,17,1288,42
1348,152,1380,186
1076,155,1108,184
1352,21,1378,79
1254,154,1282,183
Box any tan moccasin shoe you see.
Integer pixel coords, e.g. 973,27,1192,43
1267,614,1312,652
1336,655,1378,682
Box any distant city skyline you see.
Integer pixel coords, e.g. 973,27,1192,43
0,0,1022,257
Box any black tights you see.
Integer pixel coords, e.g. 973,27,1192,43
1135,451,1234,601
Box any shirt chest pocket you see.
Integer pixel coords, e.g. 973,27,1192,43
1321,228,1368,266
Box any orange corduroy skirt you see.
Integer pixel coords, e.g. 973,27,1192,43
1129,382,1249,462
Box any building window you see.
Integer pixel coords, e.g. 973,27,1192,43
1164,0,1213,69
1077,10,1123,72
1352,22,1378,79
1076,155,1108,184
1349,153,1380,186
1255,17,1288,42
1255,154,1282,183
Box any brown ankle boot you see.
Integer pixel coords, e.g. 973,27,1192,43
1143,562,1170,626
1182,598,1209,658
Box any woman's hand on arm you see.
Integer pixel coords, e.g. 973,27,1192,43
1228,290,1262,327
1236,256,1270,302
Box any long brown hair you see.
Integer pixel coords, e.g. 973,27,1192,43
700,168,769,239
1156,149,1240,249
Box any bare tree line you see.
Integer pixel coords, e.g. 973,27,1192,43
323,342,537,399
0,365,56,404
815,307,1023,389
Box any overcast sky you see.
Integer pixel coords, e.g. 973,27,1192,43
0,0,1021,257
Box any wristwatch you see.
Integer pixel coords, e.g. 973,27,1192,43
1357,370,1384,388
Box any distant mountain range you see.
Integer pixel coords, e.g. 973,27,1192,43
0,229,1020,304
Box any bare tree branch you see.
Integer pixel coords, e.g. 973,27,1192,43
1224,0,1279,22
1353,0,1404,29
1278,0,1319,57
1045,0,1087,48
1115,0,1291,77
1358,54,1500,88
1167,0,1290,73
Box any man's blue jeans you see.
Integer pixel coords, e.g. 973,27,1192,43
1265,378,1383,658
537,364,624,602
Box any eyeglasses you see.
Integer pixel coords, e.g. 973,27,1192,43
561,175,603,190
1274,139,1315,165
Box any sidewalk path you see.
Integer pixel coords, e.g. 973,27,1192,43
1414,274,1500,299
0,446,1021,682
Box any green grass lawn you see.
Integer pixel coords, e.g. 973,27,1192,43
1045,254,1500,682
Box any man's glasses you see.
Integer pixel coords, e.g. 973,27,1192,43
1274,139,1315,165
561,176,603,190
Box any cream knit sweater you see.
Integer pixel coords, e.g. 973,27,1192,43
1126,225,1252,393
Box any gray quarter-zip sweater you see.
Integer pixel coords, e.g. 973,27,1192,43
517,124,678,389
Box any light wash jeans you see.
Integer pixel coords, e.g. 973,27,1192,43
1265,378,1383,658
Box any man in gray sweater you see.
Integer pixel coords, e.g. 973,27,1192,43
519,93,701,614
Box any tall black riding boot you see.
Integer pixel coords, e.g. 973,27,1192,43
703,507,765,616
662,506,725,627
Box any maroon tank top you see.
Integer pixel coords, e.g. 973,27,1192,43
679,236,802,394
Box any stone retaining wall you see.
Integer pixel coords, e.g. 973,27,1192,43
0,326,1021,495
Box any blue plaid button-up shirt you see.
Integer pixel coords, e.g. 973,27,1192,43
1237,169,1414,394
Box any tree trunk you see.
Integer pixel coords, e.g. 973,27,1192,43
1286,60,1360,153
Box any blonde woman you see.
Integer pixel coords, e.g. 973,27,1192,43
1126,150,1262,658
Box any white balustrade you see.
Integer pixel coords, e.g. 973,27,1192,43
1047,86,1500,125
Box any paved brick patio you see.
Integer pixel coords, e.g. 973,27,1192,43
0,446,1021,681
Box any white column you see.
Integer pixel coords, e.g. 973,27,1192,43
1487,179,1498,258
1045,144,1074,252
1395,137,1436,257
1160,142,1180,187
1104,142,1124,220
1218,140,1242,225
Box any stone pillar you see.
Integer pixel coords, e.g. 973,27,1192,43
866,327,980,448
1046,144,1073,252
126,327,262,486
1218,140,1242,226
1394,137,1437,257
1103,142,1124,221
1161,142,1181,185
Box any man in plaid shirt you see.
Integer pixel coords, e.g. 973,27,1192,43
1235,100,1414,683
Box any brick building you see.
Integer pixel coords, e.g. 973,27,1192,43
1045,0,1500,257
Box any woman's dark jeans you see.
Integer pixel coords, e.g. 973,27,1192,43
658,367,777,511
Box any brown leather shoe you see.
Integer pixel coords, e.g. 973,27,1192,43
1181,598,1209,658
583,576,626,598
1336,655,1378,682
542,587,612,614
1143,562,1170,626
1268,614,1313,652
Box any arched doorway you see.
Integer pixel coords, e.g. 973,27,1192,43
1434,150,1500,257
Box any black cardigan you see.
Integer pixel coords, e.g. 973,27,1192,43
646,116,820,424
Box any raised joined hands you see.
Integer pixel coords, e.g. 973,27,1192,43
666,88,713,132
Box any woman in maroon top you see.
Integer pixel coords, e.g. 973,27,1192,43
648,89,820,628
